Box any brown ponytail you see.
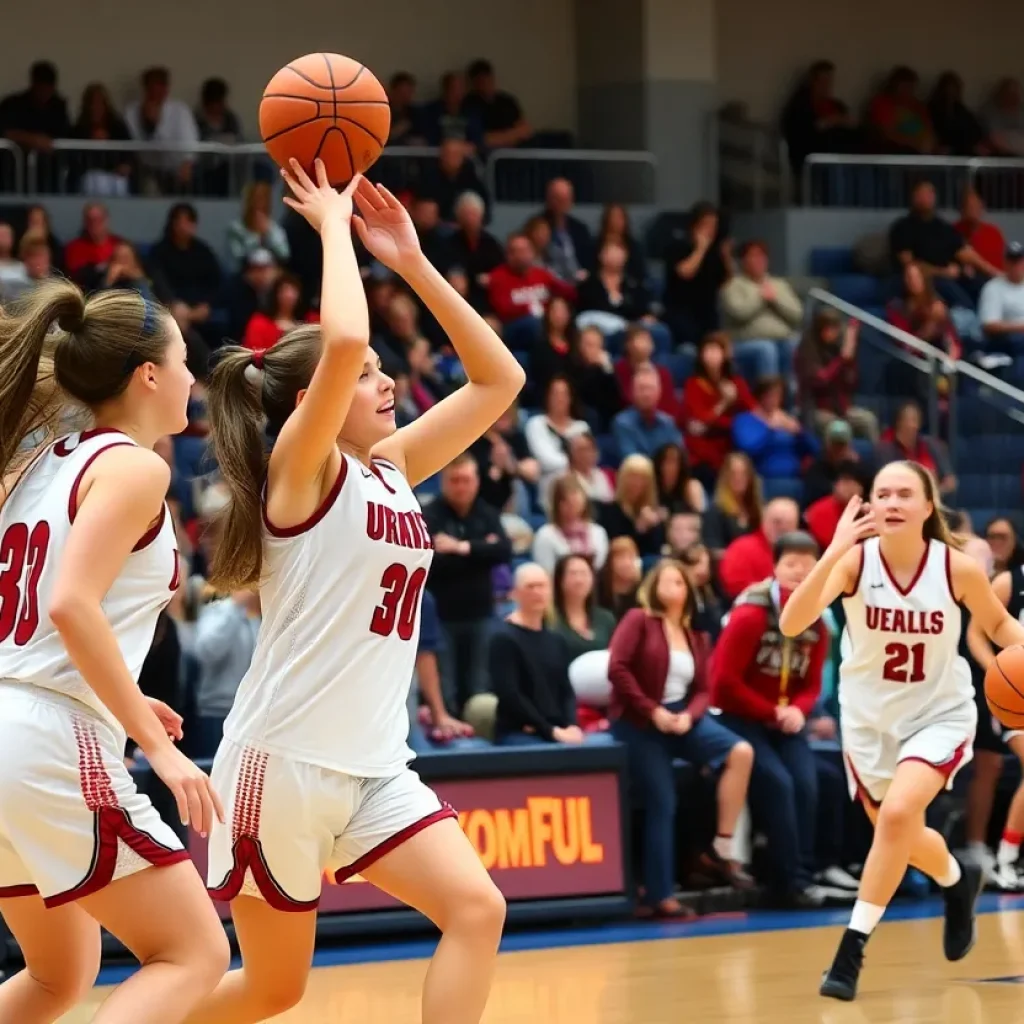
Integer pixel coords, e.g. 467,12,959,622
0,280,170,488
898,460,964,550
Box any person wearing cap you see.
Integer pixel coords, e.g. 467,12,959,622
220,247,279,341
711,531,832,906
796,307,878,441
979,241,1024,354
0,60,70,153
802,418,874,508
803,461,867,550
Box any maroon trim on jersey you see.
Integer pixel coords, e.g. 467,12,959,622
845,754,881,810
132,503,167,553
53,427,125,458
262,456,349,538
369,459,397,495
0,883,40,898
944,545,957,603
842,545,865,598
332,803,459,883
878,542,929,597
899,738,970,783
169,550,182,592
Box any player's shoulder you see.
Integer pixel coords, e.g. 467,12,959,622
86,444,170,491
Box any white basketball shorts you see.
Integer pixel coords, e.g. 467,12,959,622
843,701,977,807
0,682,188,907
206,739,456,910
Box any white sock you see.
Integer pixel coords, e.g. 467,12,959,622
968,840,991,860
713,834,735,861
936,853,962,888
849,900,885,936
998,839,1021,867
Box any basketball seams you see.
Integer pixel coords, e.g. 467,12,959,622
328,114,387,149
995,656,1024,701
284,63,332,91
323,53,336,124
262,115,324,143
262,94,389,107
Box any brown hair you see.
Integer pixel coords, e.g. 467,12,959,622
205,326,323,590
713,452,763,526
638,558,695,627
549,474,591,529
241,181,273,231
597,535,640,608
0,280,172,487
884,460,963,550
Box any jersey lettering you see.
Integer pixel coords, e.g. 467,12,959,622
369,563,428,641
865,607,944,635
0,521,52,646
365,502,433,551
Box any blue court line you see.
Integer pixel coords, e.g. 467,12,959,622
94,890,1024,985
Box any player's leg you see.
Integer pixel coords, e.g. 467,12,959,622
360,816,505,1024
0,895,100,1024
964,691,1004,875
994,733,1024,887
77,860,229,1024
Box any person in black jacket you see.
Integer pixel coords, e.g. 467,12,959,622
423,453,512,712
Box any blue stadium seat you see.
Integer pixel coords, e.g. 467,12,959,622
958,475,1021,508
830,275,883,307
596,433,619,467
527,513,547,532
852,438,875,463
663,350,695,386
761,477,803,503
513,350,530,373
808,247,855,278
416,474,441,499
960,434,1024,472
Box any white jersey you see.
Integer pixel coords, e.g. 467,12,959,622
223,453,433,776
0,429,180,739
839,537,973,733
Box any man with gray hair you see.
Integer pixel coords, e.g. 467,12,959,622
448,191,504,311
611,362,683,458
420,138,488,223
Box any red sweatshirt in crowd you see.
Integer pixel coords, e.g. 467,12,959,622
64,233,121,278
711,583,828,724
487,264,577,323
803,494,843,551
681,375,755,472
718,529,774,600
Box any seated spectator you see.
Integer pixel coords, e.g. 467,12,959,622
550,430,615,511
732,375,817,479
533,475,610,576
712,531,829,907
471,400,540,514
148,203,222,337
781,60,859,175
490,563,597,746
929,73,988,156
487,234,576,332
866,66,935,154
0,60,70,158
886,260,960,363
979,242,1024,354
680,543,724,641
425,455,512,712
16,237,55,291
703,452,763,556
241,272,316,352
552,553,613,657
0,222,28,301
541,178,594,282
194,589,261,756
720,241,803,378
803,462,866,551
985,517,1024,576
595,202,647,280
654,442,706,516
69,82,134,194
96,241,158,302
227,180,290,271
195,76,242,144
609,560,755,915
576,239,660,340
664,511,702,558
682,332,754,489
662,201,733,343
530,295,576,396
420,71,483,149
802,419,874,508
875,400,956,495
19,204,63,271
420,139,488,223
465,59,532,149
718,497,799,600
570,326,622,430
522,215,557,277
982,78,1024,157
955,189,1005,275
614,325,678,419
795,310,878,440
406,337,451,413
124,66,199,192
598,535,642,619
221,248,278,341
376,290,429,372
387,71,423,145
601,454,665,558
612,364,683,459
889,179,996,308
64,202,120,285
447,192,503,311
524,375,592,490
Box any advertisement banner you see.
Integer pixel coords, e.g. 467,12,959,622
190,771,624,915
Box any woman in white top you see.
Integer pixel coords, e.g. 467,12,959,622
226,181,290,270
523,375,590,490
532,475,609,576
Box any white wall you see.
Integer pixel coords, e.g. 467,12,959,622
717,0,1024,122
0,0,576,133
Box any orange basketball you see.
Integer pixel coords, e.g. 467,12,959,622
985,645,1024,729
259,53,390,186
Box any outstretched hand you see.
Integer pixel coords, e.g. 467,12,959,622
352,178,423,274
827,495,876,557
281,158,359,233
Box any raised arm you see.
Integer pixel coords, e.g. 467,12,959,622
779,496,874,637
48,446,222,834
956,555,1024,650
354,181,526,485
266,161,369,527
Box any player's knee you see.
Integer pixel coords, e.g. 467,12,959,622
728,741,755,773
27,942,100,1013
876,796,921,838
448,878,506,940
252,970,309,1016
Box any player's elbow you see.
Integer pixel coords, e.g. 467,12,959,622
48,590,92,635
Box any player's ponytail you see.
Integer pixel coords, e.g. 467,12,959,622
901,460,964,550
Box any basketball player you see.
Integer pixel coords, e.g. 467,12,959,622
779,460,1024,1001
0,282,228,1024
185,161,524,1024
967,546,1024,890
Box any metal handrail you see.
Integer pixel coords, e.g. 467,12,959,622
0,139,25,193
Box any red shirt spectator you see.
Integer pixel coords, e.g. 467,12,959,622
487,233,575,324
64,202,120,281
803,463,866,551
955,189,1006,273
681,332,754,473
241,272,318,353
614,324,678,418
718,497,799,600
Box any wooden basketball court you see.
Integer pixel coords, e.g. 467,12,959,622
58,895,1024,1023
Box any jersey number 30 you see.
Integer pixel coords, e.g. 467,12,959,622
0,522,51,646
370,564,427,641
883,641,926,684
